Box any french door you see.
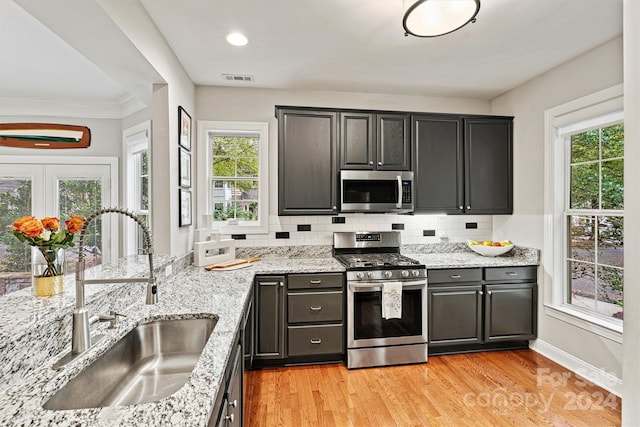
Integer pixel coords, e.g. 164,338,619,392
0,158,117,295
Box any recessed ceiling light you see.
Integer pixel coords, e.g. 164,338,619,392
225,32,248,46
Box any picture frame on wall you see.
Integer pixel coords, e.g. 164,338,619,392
178,106,191,151
179,147,191,188
179,188,192,227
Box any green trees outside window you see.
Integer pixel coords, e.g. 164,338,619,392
567,123,624,319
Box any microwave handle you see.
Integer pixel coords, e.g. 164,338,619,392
396,175,402,209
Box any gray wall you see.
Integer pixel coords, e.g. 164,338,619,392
491,36,624,386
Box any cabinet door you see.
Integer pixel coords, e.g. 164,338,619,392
255,277,286,359
226,344,243,427
464,118,513,214
428,284,483,346
413,115,464,213
484,283,536,342
340,112,374,169
376,113,410,170
277,109,338,215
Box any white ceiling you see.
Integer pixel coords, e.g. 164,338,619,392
0,0,623,117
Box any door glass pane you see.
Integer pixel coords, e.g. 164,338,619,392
58,179,103,270
0,178,32,295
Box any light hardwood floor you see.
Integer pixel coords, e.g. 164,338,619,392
244,350,621,427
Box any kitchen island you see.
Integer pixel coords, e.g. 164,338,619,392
0,244,537,426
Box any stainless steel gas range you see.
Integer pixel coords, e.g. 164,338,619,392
333,231,428,369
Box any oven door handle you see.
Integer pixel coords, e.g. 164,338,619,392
349,280,426,292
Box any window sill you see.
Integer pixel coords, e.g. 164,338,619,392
543,303,623,343
212,222,269,236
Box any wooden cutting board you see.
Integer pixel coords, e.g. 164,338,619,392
205,257,261,271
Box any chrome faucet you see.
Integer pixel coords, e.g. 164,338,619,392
53,207,156,369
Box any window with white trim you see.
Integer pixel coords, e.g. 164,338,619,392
565,123,623,319
124,122,150,255
198,121,268,234
545,85,624,334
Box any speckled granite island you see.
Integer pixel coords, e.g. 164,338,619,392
0,243,537,426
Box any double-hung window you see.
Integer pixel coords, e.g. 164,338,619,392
545,85,624,336
197,121,268,234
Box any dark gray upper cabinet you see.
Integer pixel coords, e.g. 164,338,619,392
277,108,338,215
413,115,464,214
413,114,513,214
464,118,513,214
376,113,410,170
340,112,410,171
340,112,374,169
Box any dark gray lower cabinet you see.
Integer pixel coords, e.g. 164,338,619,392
428,284,483,345
254,276,286,361
253,273,344,367
215,343,242,427
428,266,537,354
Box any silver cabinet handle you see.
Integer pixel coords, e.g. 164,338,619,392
459,205,464,210
369,160,373,165
229,399,238,408
466,205,471,209
478,291,483,295
450,274,462,279
333,206,337,210
225,414,234,423
378,161,383,166
309,280,322,285
487,290,493,295
279,281,284,287
310,339,322,344
506,272,518,276
310,306,322,311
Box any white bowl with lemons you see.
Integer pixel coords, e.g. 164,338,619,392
467,240,514,257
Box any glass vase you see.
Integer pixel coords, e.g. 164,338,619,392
32,247,65,297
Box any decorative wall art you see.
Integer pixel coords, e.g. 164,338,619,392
0,123,91,149
178,106,191,150
179,188,192,227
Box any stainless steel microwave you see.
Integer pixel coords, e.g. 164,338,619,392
340,170,414,213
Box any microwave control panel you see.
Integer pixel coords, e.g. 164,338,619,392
402,181,412,203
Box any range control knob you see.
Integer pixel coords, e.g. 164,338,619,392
356,272,365,279
367,271,374,279
401,270,409,278
383,271,393,279
412,270,421,277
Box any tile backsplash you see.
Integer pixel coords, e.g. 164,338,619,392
222,214,492,247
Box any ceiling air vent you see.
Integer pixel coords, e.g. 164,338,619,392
222,74,254,82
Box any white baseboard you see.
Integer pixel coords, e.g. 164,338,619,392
530,339,622,397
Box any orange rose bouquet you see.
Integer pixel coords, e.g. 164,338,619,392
12,215,85,278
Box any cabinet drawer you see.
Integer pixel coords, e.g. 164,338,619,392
288,273,343,289
428,268,482,284
288,324,344,356
485,266,537,282
288,292,343,323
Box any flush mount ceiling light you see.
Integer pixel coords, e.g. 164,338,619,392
403,0,480,38
225,32,249,46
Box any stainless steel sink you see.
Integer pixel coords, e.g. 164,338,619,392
43,316,217,410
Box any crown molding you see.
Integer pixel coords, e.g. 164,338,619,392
0,96,148,119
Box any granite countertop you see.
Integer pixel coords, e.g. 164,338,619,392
0,244,537,426
0,256,344,426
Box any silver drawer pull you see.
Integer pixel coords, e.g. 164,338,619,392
506,272,518,276
310,339,322,344
309,280,322,285
478,291,483,295
450,274,462,279
310,306,323,311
